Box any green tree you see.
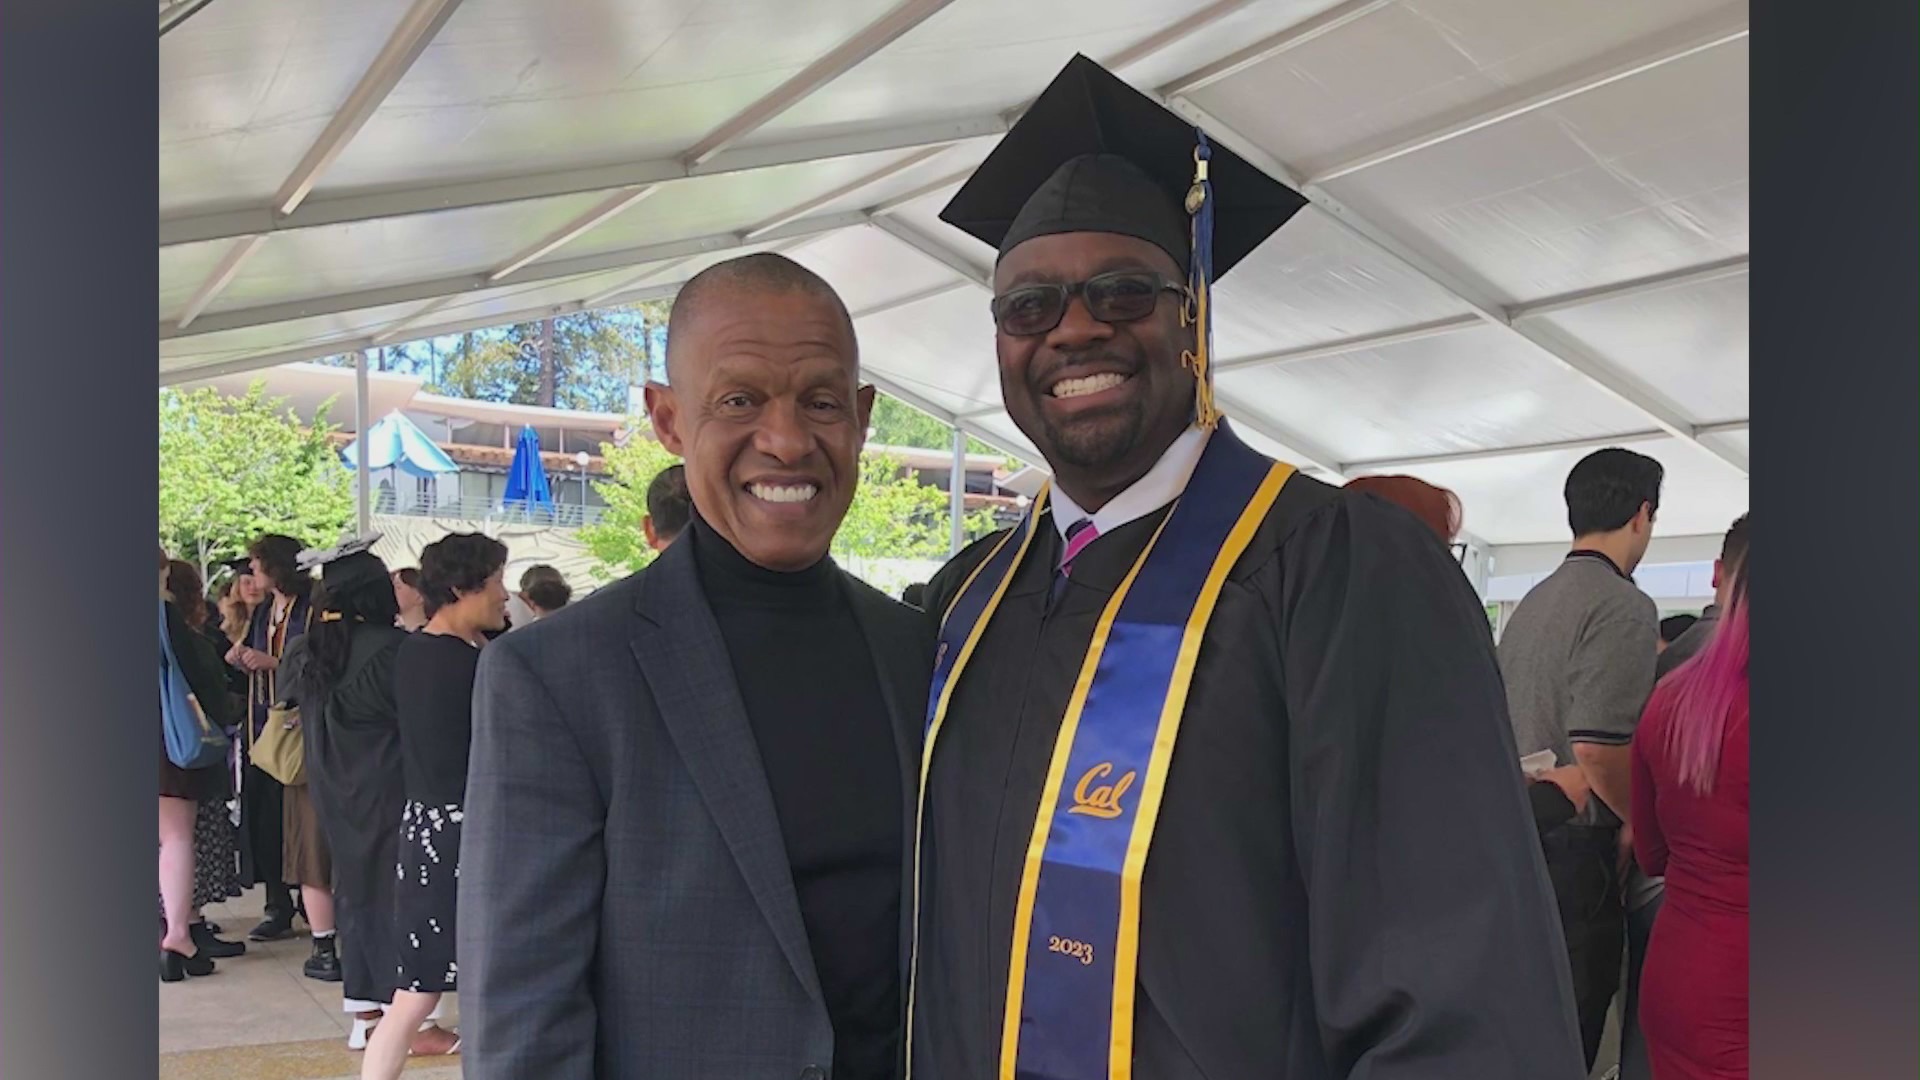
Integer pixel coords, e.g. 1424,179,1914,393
315,300,671,413
578,433,995,582
834,450,994,563
158,384,355,580
434,335,538,404
578,429,682,579
867,393,1001,456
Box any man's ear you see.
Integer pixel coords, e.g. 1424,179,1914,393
644,382,684,455
643,515,660,551
855,383,876,441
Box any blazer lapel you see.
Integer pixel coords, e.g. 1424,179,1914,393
630,539,823,1006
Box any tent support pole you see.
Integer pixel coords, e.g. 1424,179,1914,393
949,425,966,556
355,349,372,536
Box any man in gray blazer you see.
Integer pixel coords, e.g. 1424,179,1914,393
459,253,933,1080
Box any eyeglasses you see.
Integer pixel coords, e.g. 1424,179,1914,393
990,271,1190,337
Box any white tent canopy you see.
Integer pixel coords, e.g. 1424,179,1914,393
160,0,1749,547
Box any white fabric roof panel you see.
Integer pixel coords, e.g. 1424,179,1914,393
160,269,653,374
158,0,413,213
751,0,1237,145
847,285,1003,418
1530,273,1749,425
187,194,615,318
1208,208,1478,355
554,152,925,261
1217,322,1657,465
1298,39,1749,304
315,0,909,190
158,0,1750,545
1188,0,1739,174
789,229,965,315
1357,435,1748,547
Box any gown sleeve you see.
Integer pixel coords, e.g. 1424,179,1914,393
1274,493,1586,1078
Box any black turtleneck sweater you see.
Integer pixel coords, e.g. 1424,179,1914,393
689,516,902,1080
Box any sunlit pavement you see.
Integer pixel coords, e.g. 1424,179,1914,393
159,886,461,1080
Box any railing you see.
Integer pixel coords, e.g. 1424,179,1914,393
365,490,610,528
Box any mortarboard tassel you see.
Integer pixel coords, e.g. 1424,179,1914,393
1181,131,1223,429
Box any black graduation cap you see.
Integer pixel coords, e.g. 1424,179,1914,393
223,556,253,576
299,534,389,594
939,53,1307,281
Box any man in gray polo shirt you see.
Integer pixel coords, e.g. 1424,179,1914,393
1497,447,1663,1071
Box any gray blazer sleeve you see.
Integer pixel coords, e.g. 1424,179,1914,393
459,639,608,1080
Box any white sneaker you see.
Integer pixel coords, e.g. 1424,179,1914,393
347,1017,377,1051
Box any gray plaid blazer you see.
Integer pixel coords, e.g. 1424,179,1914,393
457,535,931,1079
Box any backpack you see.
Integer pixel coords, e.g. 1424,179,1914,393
160,600,230,770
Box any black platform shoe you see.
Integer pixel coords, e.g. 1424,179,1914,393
248,913,294,942
303,935,342,982
191,920,248,958
159,948,216,982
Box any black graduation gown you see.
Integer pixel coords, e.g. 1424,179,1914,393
913,474,1585,1079
298,624,408,1005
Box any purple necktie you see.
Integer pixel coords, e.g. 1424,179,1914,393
1060,518,1100,573
1051,518,1099,604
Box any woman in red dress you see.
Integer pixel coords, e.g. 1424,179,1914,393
1632,547,1749,1080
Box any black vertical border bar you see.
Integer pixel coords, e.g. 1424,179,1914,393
1750,1,1919,1077
0,1,159,1078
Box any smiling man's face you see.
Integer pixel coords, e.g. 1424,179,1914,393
993,230,1196,509
647,285,872,572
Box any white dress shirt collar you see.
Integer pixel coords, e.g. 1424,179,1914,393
1049,425,1211,548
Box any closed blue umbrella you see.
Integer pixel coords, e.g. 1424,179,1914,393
503,425,555,515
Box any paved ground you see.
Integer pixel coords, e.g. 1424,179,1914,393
159,887,461,1080
165,888,1625,1079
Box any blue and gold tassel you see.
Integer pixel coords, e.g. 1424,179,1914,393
1180,130,1222,430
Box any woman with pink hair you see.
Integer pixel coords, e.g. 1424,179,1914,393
1631,537,1750,1079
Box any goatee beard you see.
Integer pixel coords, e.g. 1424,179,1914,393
1039,400,1145,471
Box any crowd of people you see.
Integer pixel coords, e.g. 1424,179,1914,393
155,463,697,1073
159,54,1747,1080
1333,458,1750,1080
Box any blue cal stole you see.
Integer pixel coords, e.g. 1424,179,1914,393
907,425,1294,1080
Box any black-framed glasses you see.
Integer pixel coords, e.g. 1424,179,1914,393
990,271,1190,337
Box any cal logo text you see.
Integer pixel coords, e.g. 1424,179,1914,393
1068,762,1136,819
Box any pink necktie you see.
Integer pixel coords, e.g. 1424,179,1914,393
1060,518,1100,574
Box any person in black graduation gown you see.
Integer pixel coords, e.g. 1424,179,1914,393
282,539,433,1051
909,55,1583,1080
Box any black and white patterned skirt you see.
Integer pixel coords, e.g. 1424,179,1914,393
394,799,462,993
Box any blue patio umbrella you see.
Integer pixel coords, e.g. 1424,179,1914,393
340,410,459,476
503,425,555,514
341,410,458,514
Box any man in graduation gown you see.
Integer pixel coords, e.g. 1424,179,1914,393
908,56,1584,1080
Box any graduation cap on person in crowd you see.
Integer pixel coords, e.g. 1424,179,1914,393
940,54,1308,427
298,534,391,617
